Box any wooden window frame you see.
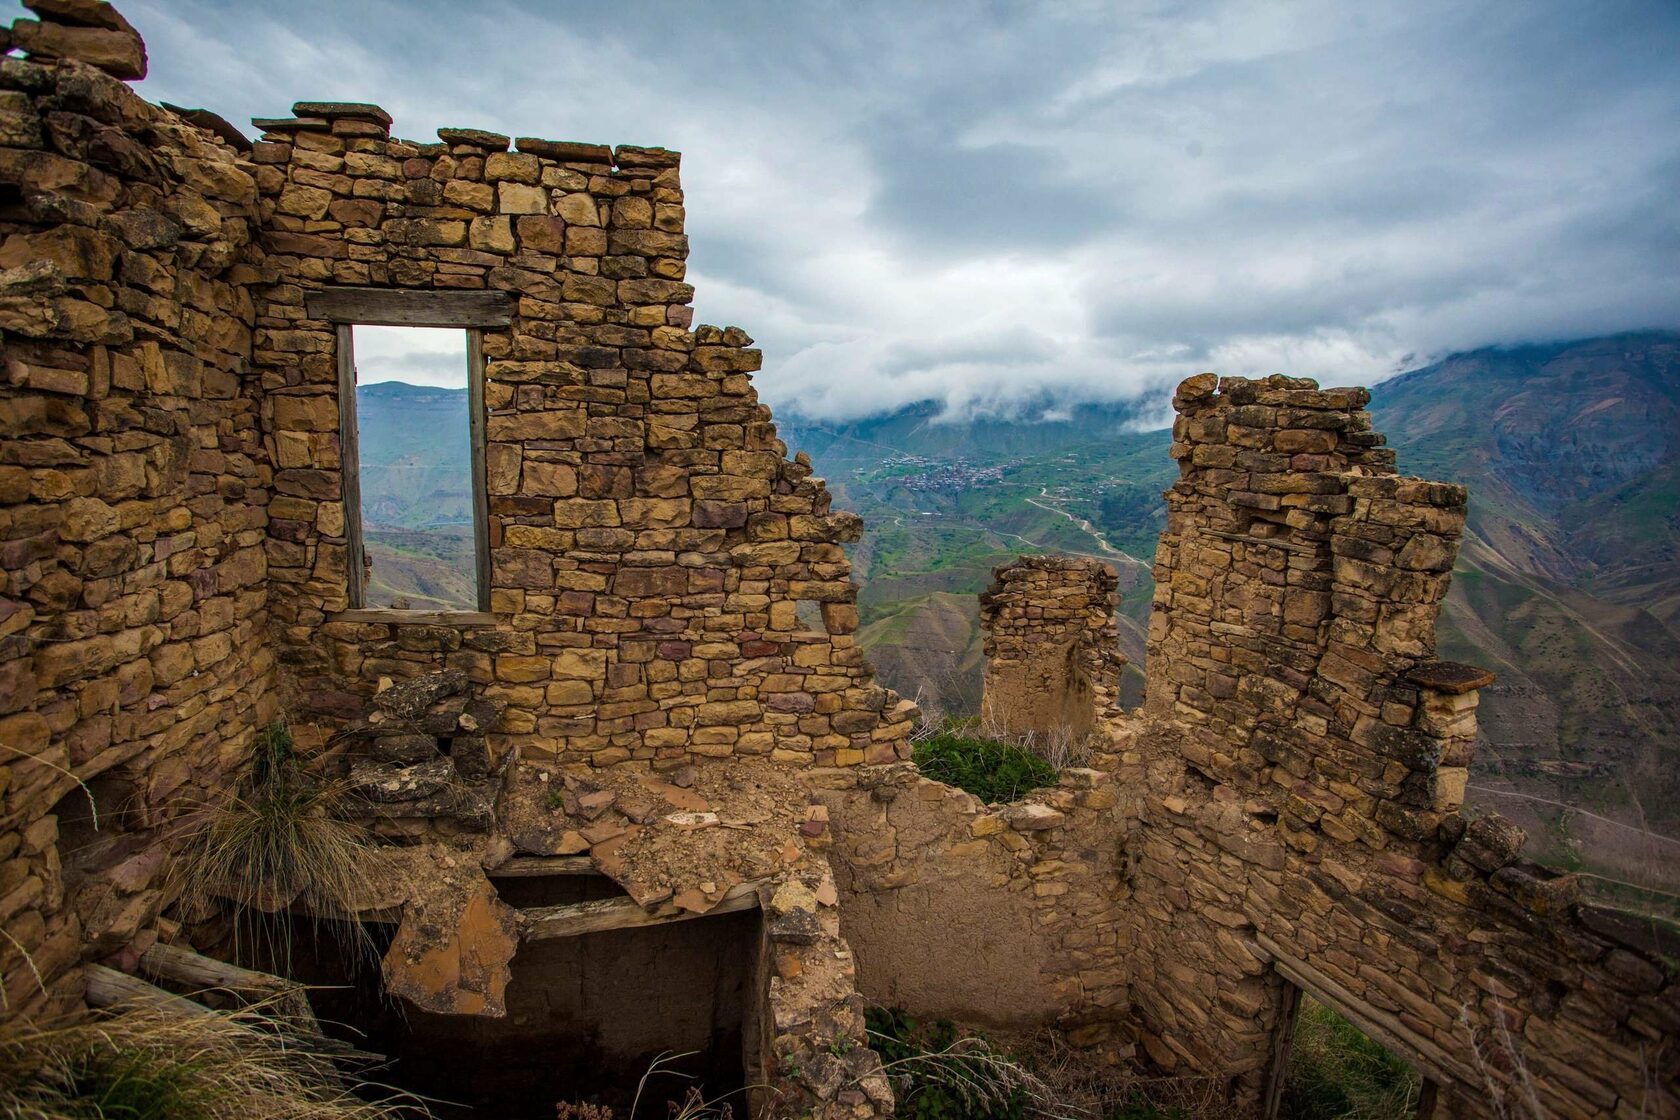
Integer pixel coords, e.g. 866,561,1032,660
307,288,513,621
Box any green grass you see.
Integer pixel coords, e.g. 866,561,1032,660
1281,997,1420,1120
912,722,1057,804
865,1007,1028,1120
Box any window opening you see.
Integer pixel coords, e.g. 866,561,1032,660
346,324,486,611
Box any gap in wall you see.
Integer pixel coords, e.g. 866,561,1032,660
279,901,762,1119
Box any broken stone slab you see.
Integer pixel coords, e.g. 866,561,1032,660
613,144,680,169
359,779,498,832
251,116,331,133
449,734,491,779
161,103,251,151
514,136,611,163
769,907,823,944
1404,660,1496,695
26,0,137,32
1005,803,1067,830
350,756,454,803
11,17,145,80
383,877,516,1017
365,733,439,765
437,126,508,150
291,100,391,128
373,668,467,720
1454,812,1526,871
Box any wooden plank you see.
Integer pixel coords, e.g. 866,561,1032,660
487,856,597,878
1262,980,1303,1120
138,942,318,1030
1415,1079,1440,1119
331,609,499,626
85,963,212,1016
336,324,366,609
306,287,513,327
467,329,491,611
1255,933,1480,1085
521,880,761,940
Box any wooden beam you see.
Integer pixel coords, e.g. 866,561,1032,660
488,855,597,877
138,942,317,1030
521,880,761,940
467,328,491,611
1415,1079,1440,1120
85,963,210,1016
335,323,365,610
1262,980,1303,1120
88,962,383,1065
305,287,513,327
1255,933,1481,1085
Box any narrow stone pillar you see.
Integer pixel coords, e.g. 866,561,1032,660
977,555,1123,742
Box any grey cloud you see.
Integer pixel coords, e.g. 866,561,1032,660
99,0,1680,421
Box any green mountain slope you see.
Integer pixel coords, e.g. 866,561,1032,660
784,331,1680,896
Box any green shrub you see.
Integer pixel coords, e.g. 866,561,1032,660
171,722,376,969
865,1007,1029,1120
911,725,1057,804
1281,997,1419,1120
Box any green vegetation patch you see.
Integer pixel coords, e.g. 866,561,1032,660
865,1007,1027,1120
1281,997,1419,1120
912,723,1056,804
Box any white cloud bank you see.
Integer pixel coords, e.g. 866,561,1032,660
88,0,1680,420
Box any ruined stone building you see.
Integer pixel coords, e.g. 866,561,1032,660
0,4,1674,1118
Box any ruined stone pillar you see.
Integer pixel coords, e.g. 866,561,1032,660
977,555,1123,742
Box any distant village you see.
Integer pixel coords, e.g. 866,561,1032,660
859,455,1009,492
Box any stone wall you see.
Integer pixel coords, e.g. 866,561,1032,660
0,11,278,1014
1123,373,1679,1119
811,759,1135,1049
979,554,1123,742
246,106,917,773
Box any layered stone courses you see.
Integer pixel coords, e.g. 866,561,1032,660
979,554,1123,741
0,5,1674,1119
1120,373,1678,1118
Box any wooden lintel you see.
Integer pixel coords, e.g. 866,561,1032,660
488,855,598,878
1254,933,1480,1085
305,287,513,327
520,880,762,940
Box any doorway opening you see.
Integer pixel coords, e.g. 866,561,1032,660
1272,987,1428,1120
278,875,767,1119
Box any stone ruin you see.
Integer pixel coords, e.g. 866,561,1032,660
979,554,1123,743
0,4,1673,1118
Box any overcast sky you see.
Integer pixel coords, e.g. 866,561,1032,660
85,0,1680,421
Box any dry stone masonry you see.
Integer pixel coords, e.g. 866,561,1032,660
979,554,1123,742
0,5,1674,1119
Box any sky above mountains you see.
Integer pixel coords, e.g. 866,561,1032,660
93,0,1680,421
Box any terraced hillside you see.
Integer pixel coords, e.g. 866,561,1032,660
778,331,1680,898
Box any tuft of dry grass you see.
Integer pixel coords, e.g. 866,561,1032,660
0,998,428,1120
169,724,376,970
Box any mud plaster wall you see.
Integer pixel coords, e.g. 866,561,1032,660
809,760,1135,1047
0,48,280,1013
248,109,918,772
979,554,1122,742
1121,373,1679,1119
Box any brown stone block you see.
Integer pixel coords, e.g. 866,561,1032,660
12,18,145,79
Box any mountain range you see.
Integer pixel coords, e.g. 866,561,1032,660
776,331,1680,900
355,331,1680,899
